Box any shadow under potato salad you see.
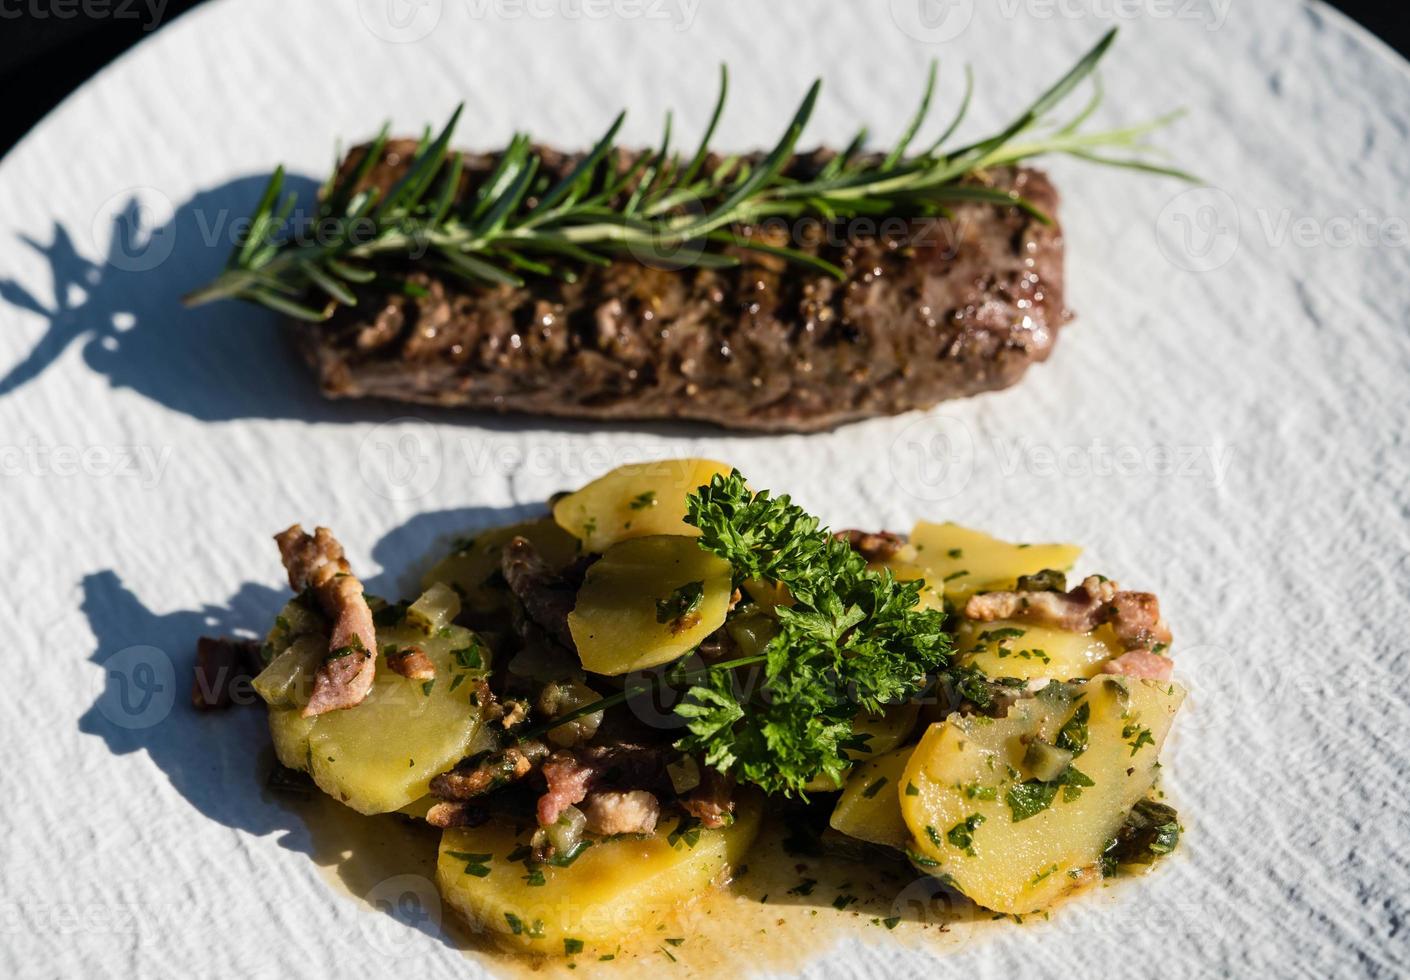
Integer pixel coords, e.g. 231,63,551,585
195,460,1184,957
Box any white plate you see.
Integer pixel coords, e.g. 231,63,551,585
1,0,1406,976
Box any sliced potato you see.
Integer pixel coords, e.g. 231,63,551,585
421,518,579,615
568,535,733,675
852,702,920,759
552,459,733,553
900,677,1184,914
885,522,1081,604
252,594,494,814
438,797,761,952
803,702,921,792
955,619,1122,681
829,748,915,850
741,577,791,613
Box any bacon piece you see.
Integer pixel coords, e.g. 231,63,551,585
274,524,378,717
191,636,261,710
429,741,549,800
537,751,595,827
681,768,736,829
385,646,436,681
964,575,1172,652
426,801,490,829
534,744,670,827
1102,649,1174,682
582,790,660,836
1106,591,1173,650
964,574,1115,632
501,536,577,649
834,529,906,564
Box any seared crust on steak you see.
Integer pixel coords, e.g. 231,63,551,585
295,142,1069,433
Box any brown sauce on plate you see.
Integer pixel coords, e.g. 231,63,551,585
267,767,1038,977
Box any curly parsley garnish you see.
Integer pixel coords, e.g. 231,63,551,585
672,470,952,796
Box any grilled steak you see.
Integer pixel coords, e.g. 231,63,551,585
295,141,1069,433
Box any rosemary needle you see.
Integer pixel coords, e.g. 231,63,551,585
185,28,1191,323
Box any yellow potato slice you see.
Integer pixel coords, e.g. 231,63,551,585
252,594,494,814
803,702,920,792
568,535,733,676
829,748,915,850
885,521,1081,604
421,518,579,616
900,676,1183,914
552,459,734,553
437,797,761,952
955,619,1122,681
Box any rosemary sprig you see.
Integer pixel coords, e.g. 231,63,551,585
185,28,1190,322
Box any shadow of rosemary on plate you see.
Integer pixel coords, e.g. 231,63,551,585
0,177,762,439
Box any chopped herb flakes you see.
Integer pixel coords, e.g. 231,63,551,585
1006,780,1060,822
543,840,593,867
1056,702,1090,756
446,850,492,877
668,817,703,849
946,814,986,856
656,580,705,626
1123,721,1155,756
1030,864,1059,885
451,643,483,671
564,938,584,955
906,849,940,869
862,776,889,799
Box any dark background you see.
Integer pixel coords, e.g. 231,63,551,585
0,1,1406,157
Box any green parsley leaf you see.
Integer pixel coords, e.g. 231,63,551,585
1006,780,1059,822
945,813,986,856
674,470,952,796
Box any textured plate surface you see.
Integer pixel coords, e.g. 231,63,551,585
0,0,1406,976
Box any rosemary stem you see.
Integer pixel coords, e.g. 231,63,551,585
185,29,1191,320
